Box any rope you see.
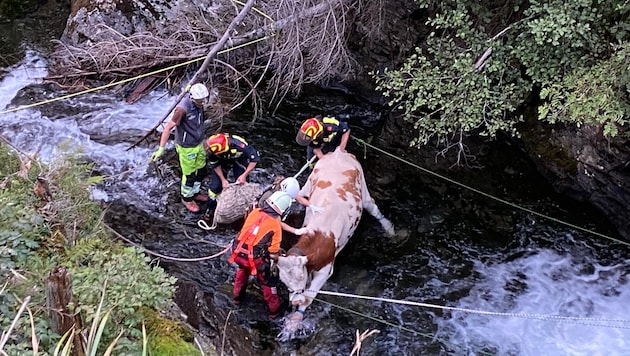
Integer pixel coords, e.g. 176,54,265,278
350,329,379,356
352,137,630,247
317,290,630,329
197,219,217,231
0,36,271,116
312,297,472,355
293,155,318,178
0,1,280,117
232,0,275,22
103,222,231,262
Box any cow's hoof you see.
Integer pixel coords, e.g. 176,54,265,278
277,312,304,341
381,218,395,236
285,312,303,331
289,311,304,322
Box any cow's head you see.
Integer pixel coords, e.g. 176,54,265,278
277,255,309,305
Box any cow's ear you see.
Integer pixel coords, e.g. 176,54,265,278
298,256,308,265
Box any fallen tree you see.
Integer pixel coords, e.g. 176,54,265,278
47,0,367,115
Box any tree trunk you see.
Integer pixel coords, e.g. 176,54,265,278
46,266,85,356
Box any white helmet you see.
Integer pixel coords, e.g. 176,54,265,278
266,191,293,215
189,83,209,100
279,177,300,199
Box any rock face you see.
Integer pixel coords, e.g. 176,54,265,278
62,0,207,45
521,121,630,239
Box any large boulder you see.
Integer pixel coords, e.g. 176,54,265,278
62,0,212,46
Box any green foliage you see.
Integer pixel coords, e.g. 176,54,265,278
374,1,531,151
0,144,180,354
0,144,22,176
44,145,108,244
148,334,201,356
0,176,48,269
373,0,630,157
513,0,623,86
0,147,60,353
0,199,43,270
141,307,200,356
66,238,177,353
539,43,630,137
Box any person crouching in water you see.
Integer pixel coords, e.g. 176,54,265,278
228,191,307,319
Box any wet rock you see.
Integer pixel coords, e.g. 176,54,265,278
521,121,630,240
63,0,178,45
174,280,203,329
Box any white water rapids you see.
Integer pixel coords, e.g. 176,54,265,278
2,52,630,355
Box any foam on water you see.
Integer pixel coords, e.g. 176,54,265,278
0,51,186,214
436,246,630,355
0,51,47,110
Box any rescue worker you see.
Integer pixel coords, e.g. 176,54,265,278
151,83,217,213
295,115,350,160
203,133,260,216
229,191,307,318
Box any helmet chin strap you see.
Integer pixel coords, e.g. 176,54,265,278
281,205,293,221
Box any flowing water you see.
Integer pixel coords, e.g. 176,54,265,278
2,51,630,356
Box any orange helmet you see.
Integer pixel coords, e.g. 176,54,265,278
296,118,323,146
205,133,229,154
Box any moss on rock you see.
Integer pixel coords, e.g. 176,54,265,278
141,306,201,356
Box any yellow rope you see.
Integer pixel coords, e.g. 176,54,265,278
231,0,275,22
352,136,630,247
0,35,271,116
0,0,281,116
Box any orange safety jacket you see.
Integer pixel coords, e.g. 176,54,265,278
228,208,282,275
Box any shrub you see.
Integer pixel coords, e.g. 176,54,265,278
0,143,180,354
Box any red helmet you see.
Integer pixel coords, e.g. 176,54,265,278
296,118,323,146
205,133,229,154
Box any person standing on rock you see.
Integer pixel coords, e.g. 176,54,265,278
151,83,217,213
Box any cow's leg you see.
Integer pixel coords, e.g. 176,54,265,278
281,264,334,337
296,264,334,313
361,197,395,236
358,169,395,236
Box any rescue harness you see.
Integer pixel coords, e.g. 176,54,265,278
228,214,273,275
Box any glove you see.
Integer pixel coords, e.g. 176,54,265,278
151,146,164,161
294,228,308,235
309,205,324,214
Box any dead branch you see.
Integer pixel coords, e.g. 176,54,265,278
47,0,364,141
126,0,257,151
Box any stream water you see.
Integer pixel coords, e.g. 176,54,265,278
2,48,630,356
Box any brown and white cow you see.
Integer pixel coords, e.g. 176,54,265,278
277,148,394,331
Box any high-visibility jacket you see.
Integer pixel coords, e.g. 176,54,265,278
228,208,282,275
